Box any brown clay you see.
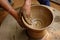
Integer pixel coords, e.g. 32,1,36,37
27,29,47,39
19,5,53,39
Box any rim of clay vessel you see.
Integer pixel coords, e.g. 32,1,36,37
22,5,53,31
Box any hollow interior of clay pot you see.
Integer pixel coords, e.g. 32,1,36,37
22,5,53,30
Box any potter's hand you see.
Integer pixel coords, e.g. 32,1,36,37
0,0,25,27
0,0,31,27
22,0,31,18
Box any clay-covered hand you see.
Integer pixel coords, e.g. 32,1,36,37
0,0,31,27
22,0,31,18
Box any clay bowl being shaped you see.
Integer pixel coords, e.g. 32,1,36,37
20,5,53,39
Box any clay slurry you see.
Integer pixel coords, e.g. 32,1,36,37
30,19,44,30
25,18,44,29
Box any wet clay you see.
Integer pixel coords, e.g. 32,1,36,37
31,19,44,29
25,16,45,30
24,6,53,30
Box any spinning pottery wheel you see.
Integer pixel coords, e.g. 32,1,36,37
0,5,60,40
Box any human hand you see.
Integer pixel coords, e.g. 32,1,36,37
22,0,31,18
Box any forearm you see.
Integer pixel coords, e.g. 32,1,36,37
0,0,19,20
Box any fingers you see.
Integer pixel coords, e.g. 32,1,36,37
22,0,31,18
